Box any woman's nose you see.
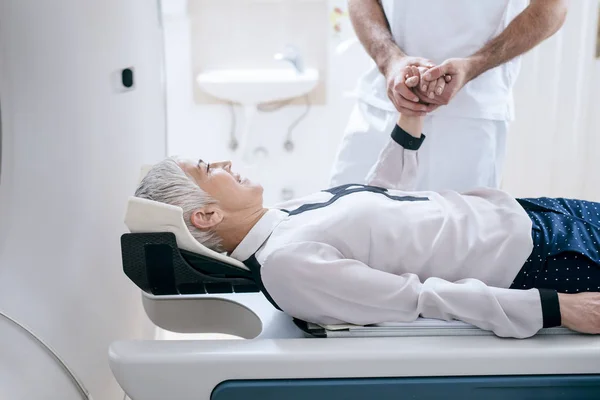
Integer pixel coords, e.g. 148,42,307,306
213,161,232,170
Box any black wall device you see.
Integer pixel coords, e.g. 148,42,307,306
121,68,134,89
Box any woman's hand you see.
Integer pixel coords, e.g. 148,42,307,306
398,66,426,135
403,66,421,89
558,292,600,334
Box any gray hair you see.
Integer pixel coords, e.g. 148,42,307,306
134,158,223,252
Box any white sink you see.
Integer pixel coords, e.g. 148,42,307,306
196,68,319,105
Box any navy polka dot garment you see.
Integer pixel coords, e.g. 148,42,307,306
511,197,600,293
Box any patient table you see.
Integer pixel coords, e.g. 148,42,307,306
108,197,600,400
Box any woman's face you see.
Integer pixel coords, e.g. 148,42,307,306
177,159,264,212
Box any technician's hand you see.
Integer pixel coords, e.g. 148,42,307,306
418,58,475,106
384,56,439,117
558,292,600,334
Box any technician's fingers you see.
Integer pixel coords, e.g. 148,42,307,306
393,74,419,103
418,67,431,93
395,95,431,113
435,76,446,96
427,78,437,99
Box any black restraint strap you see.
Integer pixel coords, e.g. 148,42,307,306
243,255,282,311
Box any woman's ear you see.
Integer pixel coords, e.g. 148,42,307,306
190,205,224,230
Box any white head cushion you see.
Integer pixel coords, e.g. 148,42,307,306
124,196,249,271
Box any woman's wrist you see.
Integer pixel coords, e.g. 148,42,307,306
398,114,424,138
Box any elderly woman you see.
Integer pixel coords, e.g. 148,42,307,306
135,77,600,340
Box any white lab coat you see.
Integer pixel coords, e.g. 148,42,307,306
230,126,556,339
330,0,528,192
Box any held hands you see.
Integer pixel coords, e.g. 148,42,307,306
420,58,475,107
384,56,438,117
385,57,476,117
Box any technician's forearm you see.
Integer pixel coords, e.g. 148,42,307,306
348,0,405,77
466,0,568,81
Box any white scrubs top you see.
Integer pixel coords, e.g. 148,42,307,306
231,125,560,339
356,0,529,121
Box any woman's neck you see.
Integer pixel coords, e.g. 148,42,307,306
217,207,269,253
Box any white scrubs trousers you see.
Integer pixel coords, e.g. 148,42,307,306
329,101,509,193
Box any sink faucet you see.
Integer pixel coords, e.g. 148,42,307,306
274,45,304,74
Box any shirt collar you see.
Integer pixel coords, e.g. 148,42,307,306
229,209,287,262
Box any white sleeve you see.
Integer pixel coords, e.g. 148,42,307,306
365,124,424,191
261,241,546,339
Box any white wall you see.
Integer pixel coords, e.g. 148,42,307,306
164,0,369,206
165,0,600,204
502,0,600,200
0,1,165,399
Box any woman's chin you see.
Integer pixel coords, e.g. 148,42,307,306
242,178,261,189
252,182,264,194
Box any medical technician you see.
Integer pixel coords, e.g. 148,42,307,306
330,0,568,192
